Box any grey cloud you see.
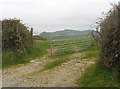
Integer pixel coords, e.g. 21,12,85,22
1,0,118,34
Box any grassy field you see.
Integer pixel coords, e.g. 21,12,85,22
2,40,50,68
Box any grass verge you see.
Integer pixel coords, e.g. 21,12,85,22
2,40,49,68
77,46,119,87
77,64,119,87
79,46,99,60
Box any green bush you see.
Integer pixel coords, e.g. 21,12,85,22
2,19,33,50
98,3,120,72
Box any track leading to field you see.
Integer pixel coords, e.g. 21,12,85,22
2,50,95,87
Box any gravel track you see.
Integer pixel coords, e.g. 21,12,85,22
2,52,95,87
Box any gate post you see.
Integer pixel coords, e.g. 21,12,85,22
50,38,53,56
74,38,76,51
90,34,92,46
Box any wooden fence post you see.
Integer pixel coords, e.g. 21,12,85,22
30,28,33,44
30,28,33,38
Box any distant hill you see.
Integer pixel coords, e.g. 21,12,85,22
40,29,91,39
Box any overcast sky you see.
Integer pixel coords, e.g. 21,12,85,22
0,0,119,34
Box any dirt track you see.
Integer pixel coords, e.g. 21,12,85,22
2,51,95,87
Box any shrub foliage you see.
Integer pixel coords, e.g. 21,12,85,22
2,19,33,50
98,3,120,72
